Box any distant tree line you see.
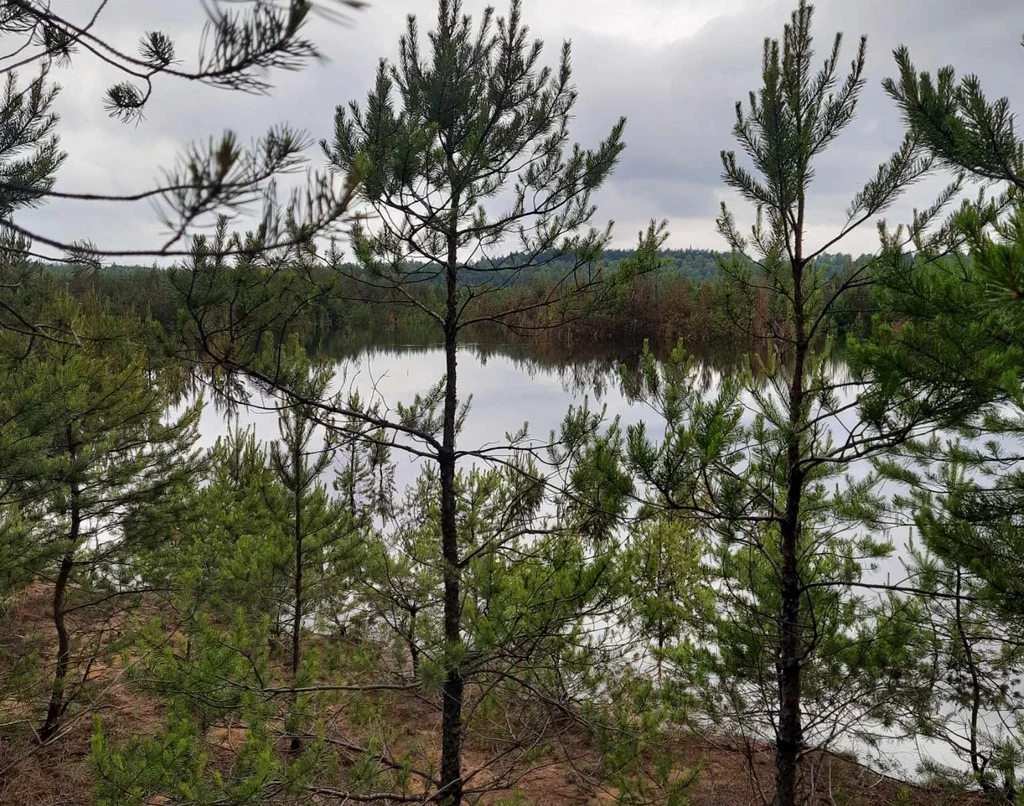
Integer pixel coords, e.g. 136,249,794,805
46,247,880,358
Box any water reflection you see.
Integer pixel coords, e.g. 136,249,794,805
315,331,760,400
175,334,1010,783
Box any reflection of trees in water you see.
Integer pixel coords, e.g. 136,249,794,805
313,329,774,399
172,363,308,420
182,330,844,411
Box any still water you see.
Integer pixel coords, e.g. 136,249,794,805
188,340,1005,784
194,342,664,490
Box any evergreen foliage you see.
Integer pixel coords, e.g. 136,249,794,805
5,3,1024,806
620,4,958,804
0,293,201,741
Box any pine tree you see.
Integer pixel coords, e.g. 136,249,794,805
268,341,364,753
179,2,653,801
624,4,950,804
711,10,949,800
6,295,201,741
867,36,1024,639
621,517,706,684
320,6,655,796
895,463,1024,802
0,0,364,272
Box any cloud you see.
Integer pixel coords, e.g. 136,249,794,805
14,0,1024,261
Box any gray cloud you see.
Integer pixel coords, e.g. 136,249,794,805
15,0,1024,260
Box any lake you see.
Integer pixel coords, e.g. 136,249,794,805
193,341,669,490
187,338,1009,784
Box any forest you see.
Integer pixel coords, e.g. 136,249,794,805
1,1,1023,806
52,246,876,354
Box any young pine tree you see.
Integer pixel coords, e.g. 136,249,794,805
322,6,656,797
898,463,1024,802
268,342,363,753
625,4,954,804
177,2,649,801
863,44,1024,796
10,296,200,741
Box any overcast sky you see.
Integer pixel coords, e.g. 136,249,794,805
16,0,1024,261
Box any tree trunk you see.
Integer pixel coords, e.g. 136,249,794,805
437,225,464,806
408,606,420,677
774,510,804,806
954,567,993,795
347,442,358,515
774,253,807,806
40,432,81,743
1003,777,1017,806
40,550,74,742
290,444,304,755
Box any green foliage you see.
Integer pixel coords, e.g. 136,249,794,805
11,3,1024,806
885,40,1024,189
856,21,1024,801
621,512,708,685
612,6,959,805
137,611,276,732
91,712,290,806
0,292,201,737
584,671,698,806
865,34,1024,640
0,69,64,220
